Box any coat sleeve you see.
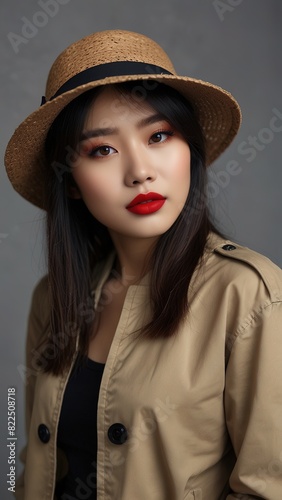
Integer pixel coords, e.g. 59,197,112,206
225,298,282,499
14,276,50,500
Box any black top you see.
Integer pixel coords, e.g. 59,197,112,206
55,357,105,500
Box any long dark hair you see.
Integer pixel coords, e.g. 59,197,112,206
40,81,217,375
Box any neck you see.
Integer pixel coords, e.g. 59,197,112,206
109,233,158,285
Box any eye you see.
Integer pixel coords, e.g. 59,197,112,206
149,130,174,144
91,146,116,157
79,143,117,158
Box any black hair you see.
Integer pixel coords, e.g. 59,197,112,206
39,81,217,374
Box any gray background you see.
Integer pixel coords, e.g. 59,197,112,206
1,0,281,496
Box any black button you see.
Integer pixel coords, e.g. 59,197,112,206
222,244,237,251
108,423,128,445
38,424,50,443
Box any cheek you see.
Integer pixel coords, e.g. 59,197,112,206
170,146,191,185
75,177,112,221
72,170,112,204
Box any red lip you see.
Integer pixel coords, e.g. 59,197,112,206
126,192,166,215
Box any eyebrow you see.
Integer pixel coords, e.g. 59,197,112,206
80,113,168,141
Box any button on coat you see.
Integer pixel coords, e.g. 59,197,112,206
37,424,50,443
108,423,128,445
222,244,237,251
15,233,282,499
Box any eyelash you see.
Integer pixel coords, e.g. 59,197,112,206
87,145,116,158
150,129,174,144
82,129,175,158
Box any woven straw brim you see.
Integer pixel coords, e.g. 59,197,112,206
5,73,241,209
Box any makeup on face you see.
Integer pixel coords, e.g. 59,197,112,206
126,192,166,215
71,87,191,243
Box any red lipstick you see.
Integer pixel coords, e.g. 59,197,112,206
126,192,166,215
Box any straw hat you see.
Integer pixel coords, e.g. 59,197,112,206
5,29,241,209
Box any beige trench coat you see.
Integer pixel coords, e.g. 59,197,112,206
15,233,282,499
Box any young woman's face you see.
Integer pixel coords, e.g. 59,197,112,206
71,87,191,244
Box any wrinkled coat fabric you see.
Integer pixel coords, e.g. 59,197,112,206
15,234,282,499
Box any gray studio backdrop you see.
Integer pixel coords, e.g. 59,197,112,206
1,0,281,495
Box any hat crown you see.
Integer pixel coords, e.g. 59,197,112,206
5,29,241,209
45,30,176,100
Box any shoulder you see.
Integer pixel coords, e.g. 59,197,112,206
202,232,282,304
29,274,50,322
26,275,50,354
31,273,49,302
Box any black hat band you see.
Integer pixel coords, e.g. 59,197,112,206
41,61,173,105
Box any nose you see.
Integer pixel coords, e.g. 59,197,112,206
124,148,157,187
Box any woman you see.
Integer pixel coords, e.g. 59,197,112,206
5,29,282,500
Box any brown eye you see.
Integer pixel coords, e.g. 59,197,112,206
149,130,173,144
88,145,116,157
78,143,114,157
96,146,112,156
150,132,164,143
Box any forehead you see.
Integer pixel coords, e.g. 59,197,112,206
84,86,156,127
